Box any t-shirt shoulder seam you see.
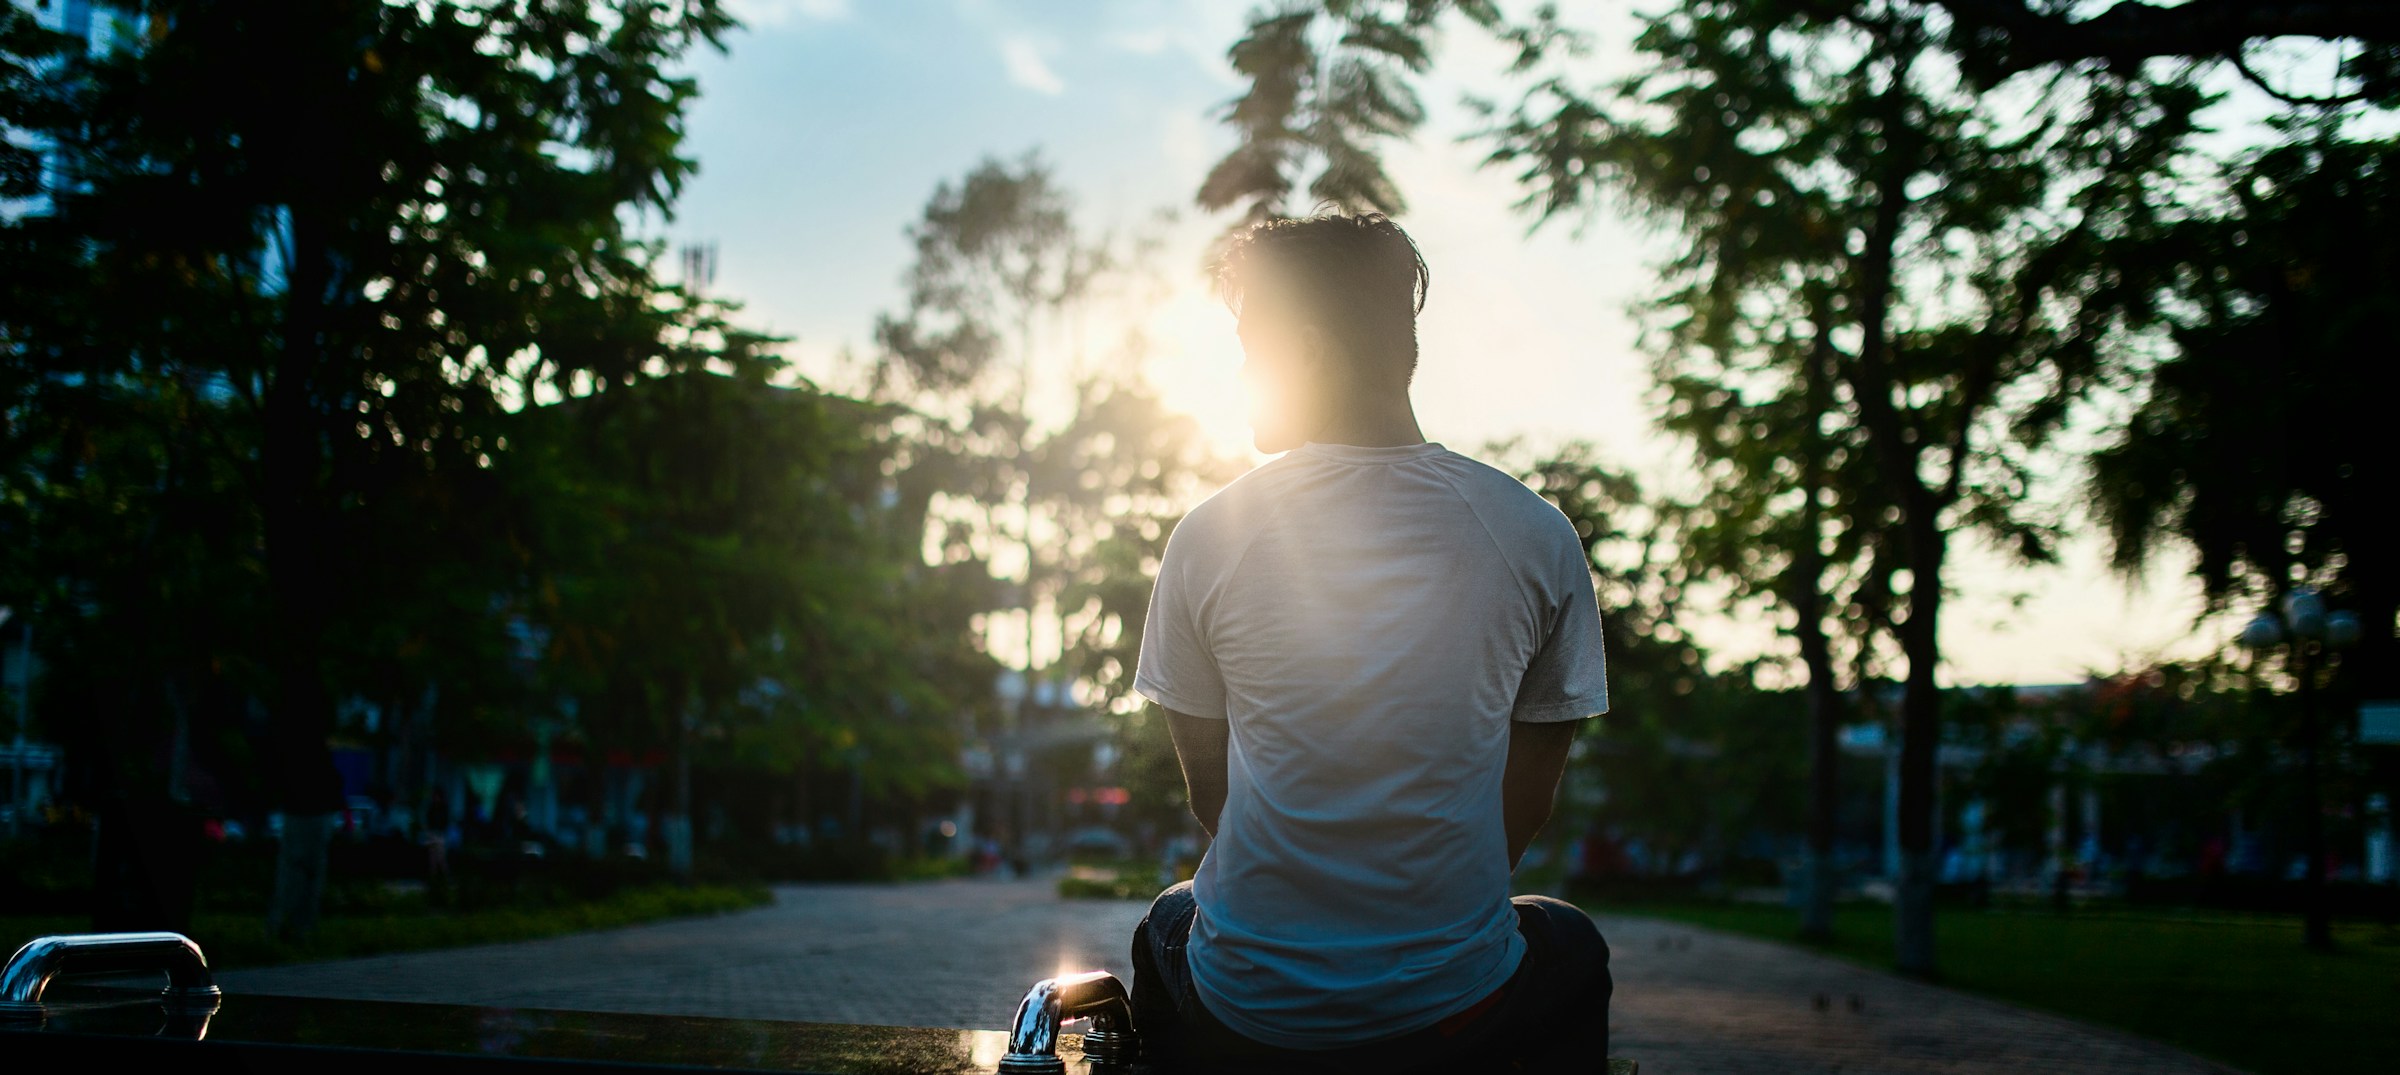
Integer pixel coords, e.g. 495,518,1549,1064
1169,468,1282,674
1426,462,1540,609
1174,458,1289,572
1425,462,1512,565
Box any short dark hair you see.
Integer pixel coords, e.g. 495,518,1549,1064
1214,210,1430,388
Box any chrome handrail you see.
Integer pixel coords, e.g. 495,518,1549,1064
0,932,223,1018
999,970,1140,1074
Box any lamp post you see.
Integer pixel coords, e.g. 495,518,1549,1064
2241,587,2362,950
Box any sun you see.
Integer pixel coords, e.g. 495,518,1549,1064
1140,284,1257,460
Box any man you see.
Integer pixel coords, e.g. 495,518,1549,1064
1130,211,1614,1074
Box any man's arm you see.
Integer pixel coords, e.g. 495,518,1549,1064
1503,719,1579,871
1165,707,1229,839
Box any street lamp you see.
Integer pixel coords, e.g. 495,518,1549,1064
2241,587,2362,950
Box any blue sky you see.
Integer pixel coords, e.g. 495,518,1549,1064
659,0,2256,686
669,1,1248,364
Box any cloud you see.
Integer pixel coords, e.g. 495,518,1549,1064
999,35,1064,95
1107,28,1171,55
729,0,850,27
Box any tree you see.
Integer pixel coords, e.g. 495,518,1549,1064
1481,1,2209,975
2089,126,2398,695
875,154,1247,851
3,0,739,936
1045,375,1239,837
874,152,1103,716
522,364,983,872
0,274,268,929
1656,315,1898,937
1196,1,1593,228
1199,2,1449,225
874,155,1130,843
1917,0,2400,99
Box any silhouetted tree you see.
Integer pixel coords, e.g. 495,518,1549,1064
1917,0,2400,100
878,155,1240,846
2,0,739,936
1195,1,1591,230
2089,125,2398,693
874,153,1104,723
520,366,984,872
1655,306,1898,938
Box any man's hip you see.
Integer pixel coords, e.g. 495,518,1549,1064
1129,881,1612,1073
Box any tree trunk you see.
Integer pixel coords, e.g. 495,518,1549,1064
268,811,336,938
262,205,344,941
1795,597,1842,939
1794,318,1843,942
792,771,809,846
665,700,695,878
587,746,612,858
2345,552,2398,699
91,794,202,934
1837,41,1947,979
1892,513,1947,978
87,683,201,935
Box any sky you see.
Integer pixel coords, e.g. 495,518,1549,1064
659,0,2284,687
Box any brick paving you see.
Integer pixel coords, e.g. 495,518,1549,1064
218,878,2239,1075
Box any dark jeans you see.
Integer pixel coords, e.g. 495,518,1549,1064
1129,882,1612,1074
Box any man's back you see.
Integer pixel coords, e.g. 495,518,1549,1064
1135,440,1610,1049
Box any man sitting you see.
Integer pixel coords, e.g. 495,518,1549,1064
1130,211,1615,1073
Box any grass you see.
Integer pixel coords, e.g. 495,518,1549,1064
1057,857,1196,901
1585,896,2400,1075
1,882,771,970
1057,859,1163,901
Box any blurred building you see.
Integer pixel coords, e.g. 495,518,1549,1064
966,669,1112,866
4,2,128,220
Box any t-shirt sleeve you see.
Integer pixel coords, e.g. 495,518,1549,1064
1134,520,1229,720
1511,530,1611,723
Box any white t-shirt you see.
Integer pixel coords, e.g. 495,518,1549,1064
1133,440,1611,1049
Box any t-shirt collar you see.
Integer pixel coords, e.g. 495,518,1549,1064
1294,441,1446,465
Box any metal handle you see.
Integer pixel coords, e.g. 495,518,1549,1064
0,932,223,1018
999,970,1140,1074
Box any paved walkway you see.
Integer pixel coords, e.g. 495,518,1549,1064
219,879,2237,1075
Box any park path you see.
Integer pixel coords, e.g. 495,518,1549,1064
217,879,2239,1075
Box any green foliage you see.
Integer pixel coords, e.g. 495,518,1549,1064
1478,0,2216,972
1498,442,1706,705
1056,857,1181,900
515,371,980,801
0,0,735,787
870,154,1100,709
1043,376,1238,833
0,0,1000,928
1914,0,2400,101
873,155,1237,836
1479,2,2208,537
2088,126,2399,688
1950,660,2381,871
1199,2,1520,227
876,152,1094,406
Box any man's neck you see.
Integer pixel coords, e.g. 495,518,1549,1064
1307,394,1426,449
